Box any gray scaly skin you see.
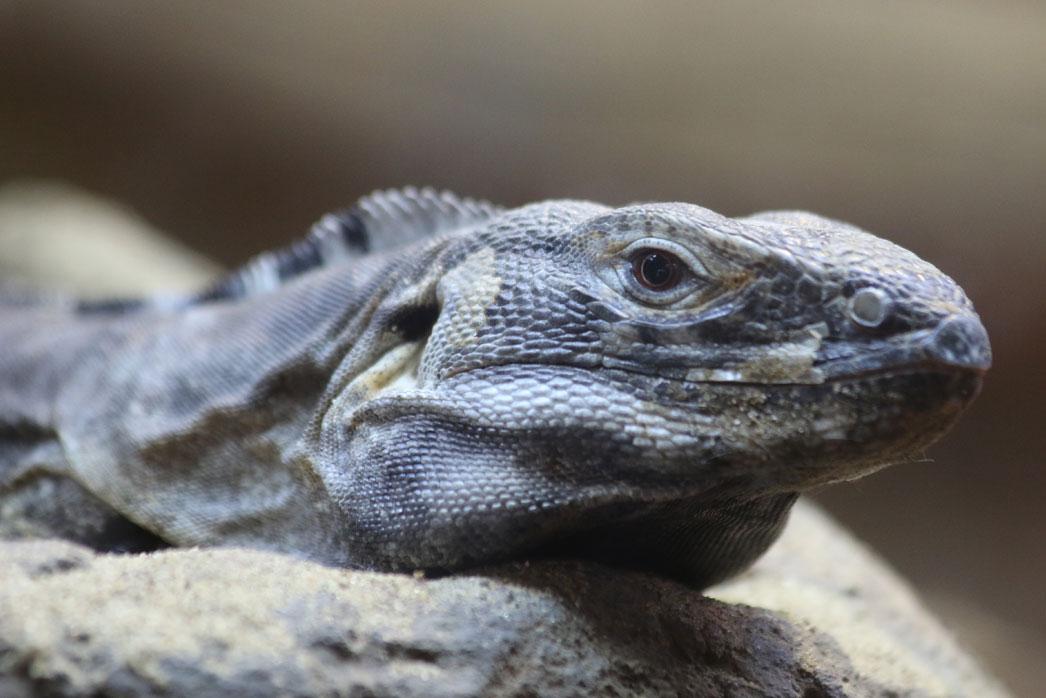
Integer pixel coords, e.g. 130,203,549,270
0,188,991,587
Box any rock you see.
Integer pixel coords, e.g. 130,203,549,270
0,180,219,296
0,502,1007,697
709,502,1007,696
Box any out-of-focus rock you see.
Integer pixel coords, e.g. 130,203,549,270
0,503,1008,697
0,180,219,296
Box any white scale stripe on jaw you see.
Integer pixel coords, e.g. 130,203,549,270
600,321,830,385
685,322,828,385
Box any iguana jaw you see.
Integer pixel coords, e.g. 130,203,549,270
813,314,991,384
412,347,982,496
439,310,989,393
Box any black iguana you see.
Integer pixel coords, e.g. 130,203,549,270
0,188,990,587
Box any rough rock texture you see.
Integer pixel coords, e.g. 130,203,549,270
708,503,1005,696
0,503,1007,697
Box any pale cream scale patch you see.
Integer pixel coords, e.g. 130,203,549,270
438,247,502,349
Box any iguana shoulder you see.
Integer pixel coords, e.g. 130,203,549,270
0,188,501,558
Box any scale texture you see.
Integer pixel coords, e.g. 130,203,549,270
0,188,990,587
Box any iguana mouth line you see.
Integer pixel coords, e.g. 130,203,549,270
443,357,984,389
819,361,988,382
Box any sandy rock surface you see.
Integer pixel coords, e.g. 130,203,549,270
0,503,1007,697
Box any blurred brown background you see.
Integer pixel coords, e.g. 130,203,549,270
2,1,1043,692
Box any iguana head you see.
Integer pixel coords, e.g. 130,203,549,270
420,202,988,486
320,197,989,582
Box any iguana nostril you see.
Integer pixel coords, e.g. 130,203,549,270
848,287,892,328
927,316,993,371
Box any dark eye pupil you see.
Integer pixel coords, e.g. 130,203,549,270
632,250,680,290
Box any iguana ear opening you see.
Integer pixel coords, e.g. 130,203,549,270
319,272,444,415
386,301,441,343
371,284,442,393
345,297,442,400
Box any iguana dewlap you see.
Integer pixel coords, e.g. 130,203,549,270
0,188,990,587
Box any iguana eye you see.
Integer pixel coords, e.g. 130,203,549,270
631,249,683,290
607,237,710,307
